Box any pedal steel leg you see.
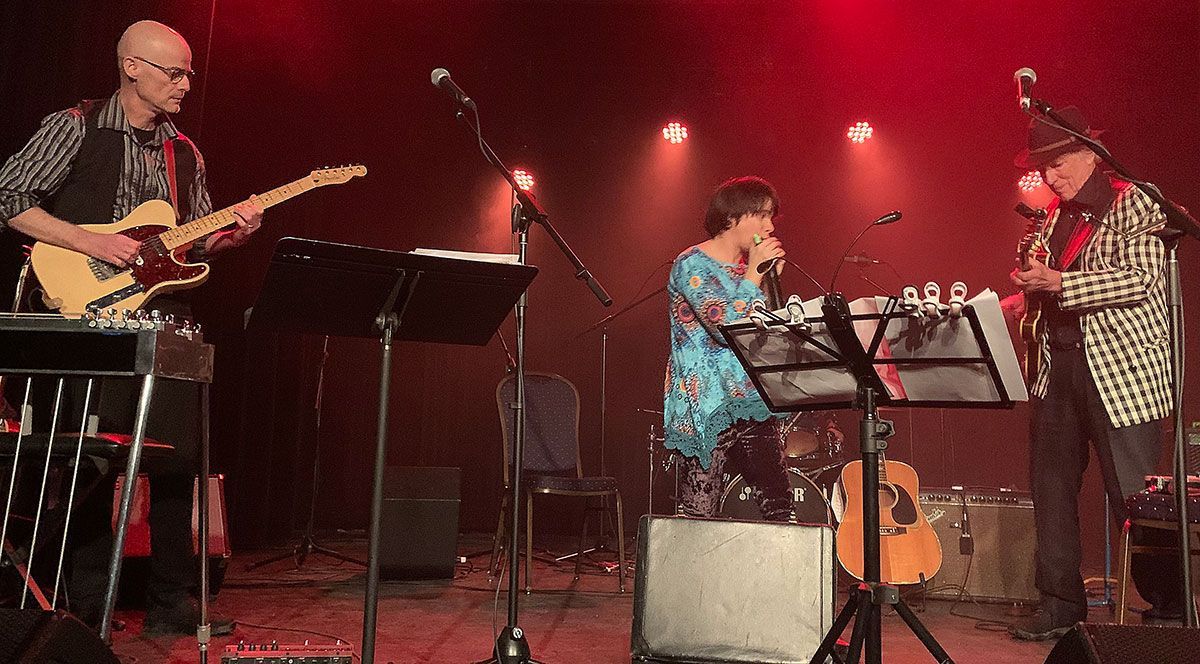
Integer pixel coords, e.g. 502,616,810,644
100,374,155,644
198,383,212,664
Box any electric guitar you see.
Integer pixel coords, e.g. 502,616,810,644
835,452,942,585
1016,217,1049,385
30,165,367,316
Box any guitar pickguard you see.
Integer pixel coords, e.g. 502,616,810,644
86,225,204,311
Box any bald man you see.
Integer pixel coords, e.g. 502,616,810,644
0,21,259,636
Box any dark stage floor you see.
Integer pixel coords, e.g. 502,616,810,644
109,534,1141,664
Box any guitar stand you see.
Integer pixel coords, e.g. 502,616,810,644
809,387,953,664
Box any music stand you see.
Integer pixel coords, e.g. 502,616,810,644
248,237,536,664
720,291,1025,664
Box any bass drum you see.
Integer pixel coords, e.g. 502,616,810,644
719,468,831,525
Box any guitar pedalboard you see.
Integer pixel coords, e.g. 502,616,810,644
220,641,353,663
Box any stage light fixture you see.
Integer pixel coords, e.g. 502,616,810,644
513,169,535,191
662,122,688,144
1018,170,1044,192
846,121,873,143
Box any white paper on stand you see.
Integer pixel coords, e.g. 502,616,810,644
411,248,519,264
726,290,1027,408
871,289,1028,403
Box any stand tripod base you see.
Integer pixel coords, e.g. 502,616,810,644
245,534,366,571
473,626,545,664
810,583,953,664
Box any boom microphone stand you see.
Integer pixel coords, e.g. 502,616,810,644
1027,96,1200,627
435,71,612,664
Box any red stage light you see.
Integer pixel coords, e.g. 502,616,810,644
662,122,688,144
513,169,535,191
1018,170,1044,192
846,121,873,143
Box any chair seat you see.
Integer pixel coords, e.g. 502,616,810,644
528,474,618,493
0,431,175,460
1126,490,1200,524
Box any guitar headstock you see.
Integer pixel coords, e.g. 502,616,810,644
1015,208,1048,270
308,164,368,186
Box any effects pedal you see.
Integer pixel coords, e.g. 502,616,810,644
221,641,353,663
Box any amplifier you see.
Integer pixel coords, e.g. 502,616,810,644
221,642,352,663
919,486,1037,604
114,473,231,558
631,515,835,663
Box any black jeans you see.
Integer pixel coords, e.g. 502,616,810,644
1030,346,1175,618
67,376,202,615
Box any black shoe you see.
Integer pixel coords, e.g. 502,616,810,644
143,598,235,636
1008,609,1078,641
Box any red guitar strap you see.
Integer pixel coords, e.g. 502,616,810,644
164,138,180,220
1058,213,1099,270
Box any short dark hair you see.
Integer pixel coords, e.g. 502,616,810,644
703,176,780,238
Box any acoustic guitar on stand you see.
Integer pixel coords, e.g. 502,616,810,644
835,450,942,585
30,165,366,316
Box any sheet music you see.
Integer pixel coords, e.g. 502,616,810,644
875,289,1028,402
725,289,1027,408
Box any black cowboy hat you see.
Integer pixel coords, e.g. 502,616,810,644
1014,105,1104,169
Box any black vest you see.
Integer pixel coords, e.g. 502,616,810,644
43,98,196,225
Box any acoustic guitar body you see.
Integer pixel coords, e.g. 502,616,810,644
835,459,942,585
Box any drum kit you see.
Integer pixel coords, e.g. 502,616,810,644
647,411,848,526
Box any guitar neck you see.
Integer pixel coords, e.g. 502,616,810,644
159,177,316,250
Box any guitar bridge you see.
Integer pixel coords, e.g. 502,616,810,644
87,257,128,282
879,526,908,536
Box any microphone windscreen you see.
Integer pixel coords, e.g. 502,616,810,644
431,67,450,85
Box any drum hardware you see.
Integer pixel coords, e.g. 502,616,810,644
719,468,831,525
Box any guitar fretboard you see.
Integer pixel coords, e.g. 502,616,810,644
159,176,319,250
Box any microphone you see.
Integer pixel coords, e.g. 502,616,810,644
828,209,903,292
1014,67,1037,112
872,210,902,226
843,253,881,266
431,67,475,109
1014,202,1047,222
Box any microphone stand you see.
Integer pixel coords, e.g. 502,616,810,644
449,98,612,664
1029,97,1200,627
246,335,366,572
569,262,671,565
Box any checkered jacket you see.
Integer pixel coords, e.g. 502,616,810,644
1030,179,1172,428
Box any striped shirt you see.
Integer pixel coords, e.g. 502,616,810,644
0,91,212,227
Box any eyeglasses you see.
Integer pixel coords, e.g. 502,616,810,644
132,56,196,84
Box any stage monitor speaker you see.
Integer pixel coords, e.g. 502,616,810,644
0,608,119,664
379,466,460,580
1044,623,1200,664
631,515,835,664
920,487,1037,603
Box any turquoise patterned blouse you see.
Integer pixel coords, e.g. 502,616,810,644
663,246,784,468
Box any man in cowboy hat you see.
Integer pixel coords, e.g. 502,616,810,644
1003,106,1182,640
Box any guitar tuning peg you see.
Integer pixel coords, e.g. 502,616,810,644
135,309,147,320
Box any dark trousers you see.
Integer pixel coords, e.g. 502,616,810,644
67,376,202,615
1030,346,1174,618
678,418,792,521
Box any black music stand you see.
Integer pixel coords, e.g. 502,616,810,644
721,292,1023,664
248,237,536,664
